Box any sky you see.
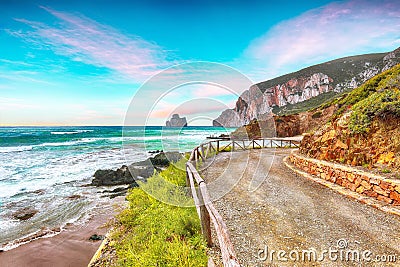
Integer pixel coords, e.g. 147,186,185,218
1,0,400,126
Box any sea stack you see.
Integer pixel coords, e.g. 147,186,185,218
166,114,187,127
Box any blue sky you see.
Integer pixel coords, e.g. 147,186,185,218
1,0,400,126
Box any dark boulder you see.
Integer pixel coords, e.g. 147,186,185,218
89,234,105,241
91,165,137,186
13,207,38,221
90,152,183,186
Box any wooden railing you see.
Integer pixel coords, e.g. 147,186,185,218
185,137,301,267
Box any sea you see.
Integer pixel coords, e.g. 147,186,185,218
0,126,234,250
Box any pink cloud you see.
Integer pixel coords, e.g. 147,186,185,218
239,0,400,81
12,6,176,82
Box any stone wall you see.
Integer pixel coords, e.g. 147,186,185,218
289,151,400,205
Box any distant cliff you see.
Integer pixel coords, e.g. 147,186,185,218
166,114,187,127
214,47,400,127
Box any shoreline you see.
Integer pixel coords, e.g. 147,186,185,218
0,196,125,267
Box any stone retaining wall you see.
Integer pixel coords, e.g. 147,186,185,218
290,151,400,205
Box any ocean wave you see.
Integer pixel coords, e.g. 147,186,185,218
50,130,93,135
0,226,62,251
0,146,33,153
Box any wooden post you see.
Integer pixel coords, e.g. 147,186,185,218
198,147,205,162
216,140,220,154
232,141,235,151
199,192,212,247
252,140,255,149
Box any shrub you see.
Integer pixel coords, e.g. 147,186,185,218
112,159,207,267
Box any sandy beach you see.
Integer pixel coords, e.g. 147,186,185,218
0,197,125,267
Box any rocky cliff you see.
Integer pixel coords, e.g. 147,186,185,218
166,114,187,127
231,104,336,139
300,64,400,172
214,47,400,127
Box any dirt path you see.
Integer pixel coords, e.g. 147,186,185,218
202,149,400,267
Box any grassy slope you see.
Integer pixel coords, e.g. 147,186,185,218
111,159,208,267
257,52,386,92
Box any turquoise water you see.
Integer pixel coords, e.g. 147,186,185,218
0,126,234,249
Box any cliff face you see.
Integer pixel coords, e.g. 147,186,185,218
166,114,187,127
231,105,336,139
214,73,333,127
214,47,400,127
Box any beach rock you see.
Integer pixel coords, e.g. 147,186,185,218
102,186,130,198
13,207,38,221
67,194,81,200
149,149,163,154
91,152,183,186
151,151,183,167
91,165,137,186
89,234,105,241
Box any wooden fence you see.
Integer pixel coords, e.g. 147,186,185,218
185,137,301,267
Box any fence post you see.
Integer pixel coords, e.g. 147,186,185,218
232,141,235,151
199,189,212,247
216,140,220,154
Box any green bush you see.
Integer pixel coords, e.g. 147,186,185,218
349,87,400,133
112,159,208,267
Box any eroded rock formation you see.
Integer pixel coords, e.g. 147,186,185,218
166,114,187,127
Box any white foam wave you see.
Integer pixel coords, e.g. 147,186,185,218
51,131,78,135
50,130,93,135
0,146,33,153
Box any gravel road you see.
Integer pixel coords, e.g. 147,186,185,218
201,149,400,267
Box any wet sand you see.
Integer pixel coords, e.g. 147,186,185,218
0,197,125,267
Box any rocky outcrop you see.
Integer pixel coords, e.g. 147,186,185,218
166,114,187,127
300,113,400,171
231,104,336,139
91,165,138,186
90,152,183,187
300,64,400,171
214,47,400,127
214,73,333,127
13,207,38,221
